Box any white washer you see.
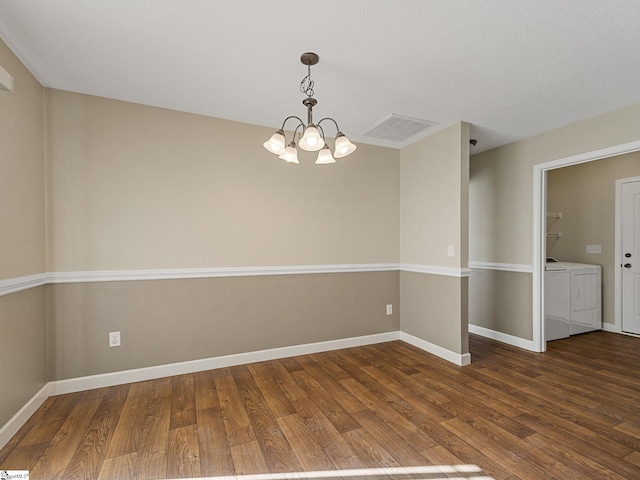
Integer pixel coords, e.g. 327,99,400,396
545,262,601,341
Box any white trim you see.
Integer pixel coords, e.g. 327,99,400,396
1,263,476,295
601,322,620,333
533,165,546,352
399,263,472,277
399,332,471,366
48,263,400,284
469,261,533,273
0,273,48,297
0,383,51,450
602,321,640,339
48,332,401,396
533,140,640,354
469,324,536,352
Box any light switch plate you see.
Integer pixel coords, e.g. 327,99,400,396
586,245,601,254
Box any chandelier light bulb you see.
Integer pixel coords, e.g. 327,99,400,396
299,125,324,151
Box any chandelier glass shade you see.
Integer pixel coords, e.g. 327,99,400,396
263,52,356,164
263,129,286,155
279,141,300,164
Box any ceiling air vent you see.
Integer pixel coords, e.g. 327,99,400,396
361,113,438,143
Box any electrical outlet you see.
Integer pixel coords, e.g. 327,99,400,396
386,304,393,315
586,245,601,254
447,245,455,257
109,331,121,347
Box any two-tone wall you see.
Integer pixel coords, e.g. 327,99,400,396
0,40,47,429
400,122,470,361
469,103,640,344
43,89,401,381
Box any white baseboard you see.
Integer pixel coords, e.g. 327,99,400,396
0,383,51,451
399,332,471,366
48,332,401,396
601,322,620,333
602,322,640,338
1,329,477,451
469,324,537,352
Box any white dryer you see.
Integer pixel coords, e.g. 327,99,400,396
545,262,601,341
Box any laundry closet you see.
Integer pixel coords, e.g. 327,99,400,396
545,152,640,341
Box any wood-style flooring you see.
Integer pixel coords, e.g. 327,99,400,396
1,331,640,479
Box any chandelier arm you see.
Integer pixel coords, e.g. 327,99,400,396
316,117,341,134
280,115,305,131
316,123,326,140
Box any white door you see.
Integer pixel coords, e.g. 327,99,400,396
621,179,640,334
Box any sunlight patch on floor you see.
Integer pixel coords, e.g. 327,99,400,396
166,464,494,480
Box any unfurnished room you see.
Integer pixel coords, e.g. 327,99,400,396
1,1,640,479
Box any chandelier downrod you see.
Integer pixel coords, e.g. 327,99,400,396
302,97,317,126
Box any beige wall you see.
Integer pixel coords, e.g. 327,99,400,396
469,102,640,339
0,39,47,427
469,270,533,340
45,89,399,271
471,102,640,266
547,152,640,326
400,122,469,267
400,273,468,354
0,288,47,427
399,123,470,355
0,40,45,279
47,272,399,380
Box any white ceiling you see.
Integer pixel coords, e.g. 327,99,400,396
1,0,640,153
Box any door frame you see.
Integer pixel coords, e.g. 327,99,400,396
533,140,640,352
616,175,640,335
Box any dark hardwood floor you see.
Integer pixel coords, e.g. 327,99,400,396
1,331,640,479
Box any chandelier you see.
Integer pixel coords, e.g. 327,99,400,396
263,52,356,165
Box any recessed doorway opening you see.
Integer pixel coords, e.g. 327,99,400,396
533,140,640,352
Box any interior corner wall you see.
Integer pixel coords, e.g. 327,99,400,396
44,89,401,381
469,102,640,340
0,39,47,427
399,122,470,355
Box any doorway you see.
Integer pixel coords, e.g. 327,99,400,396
533,140,640,352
